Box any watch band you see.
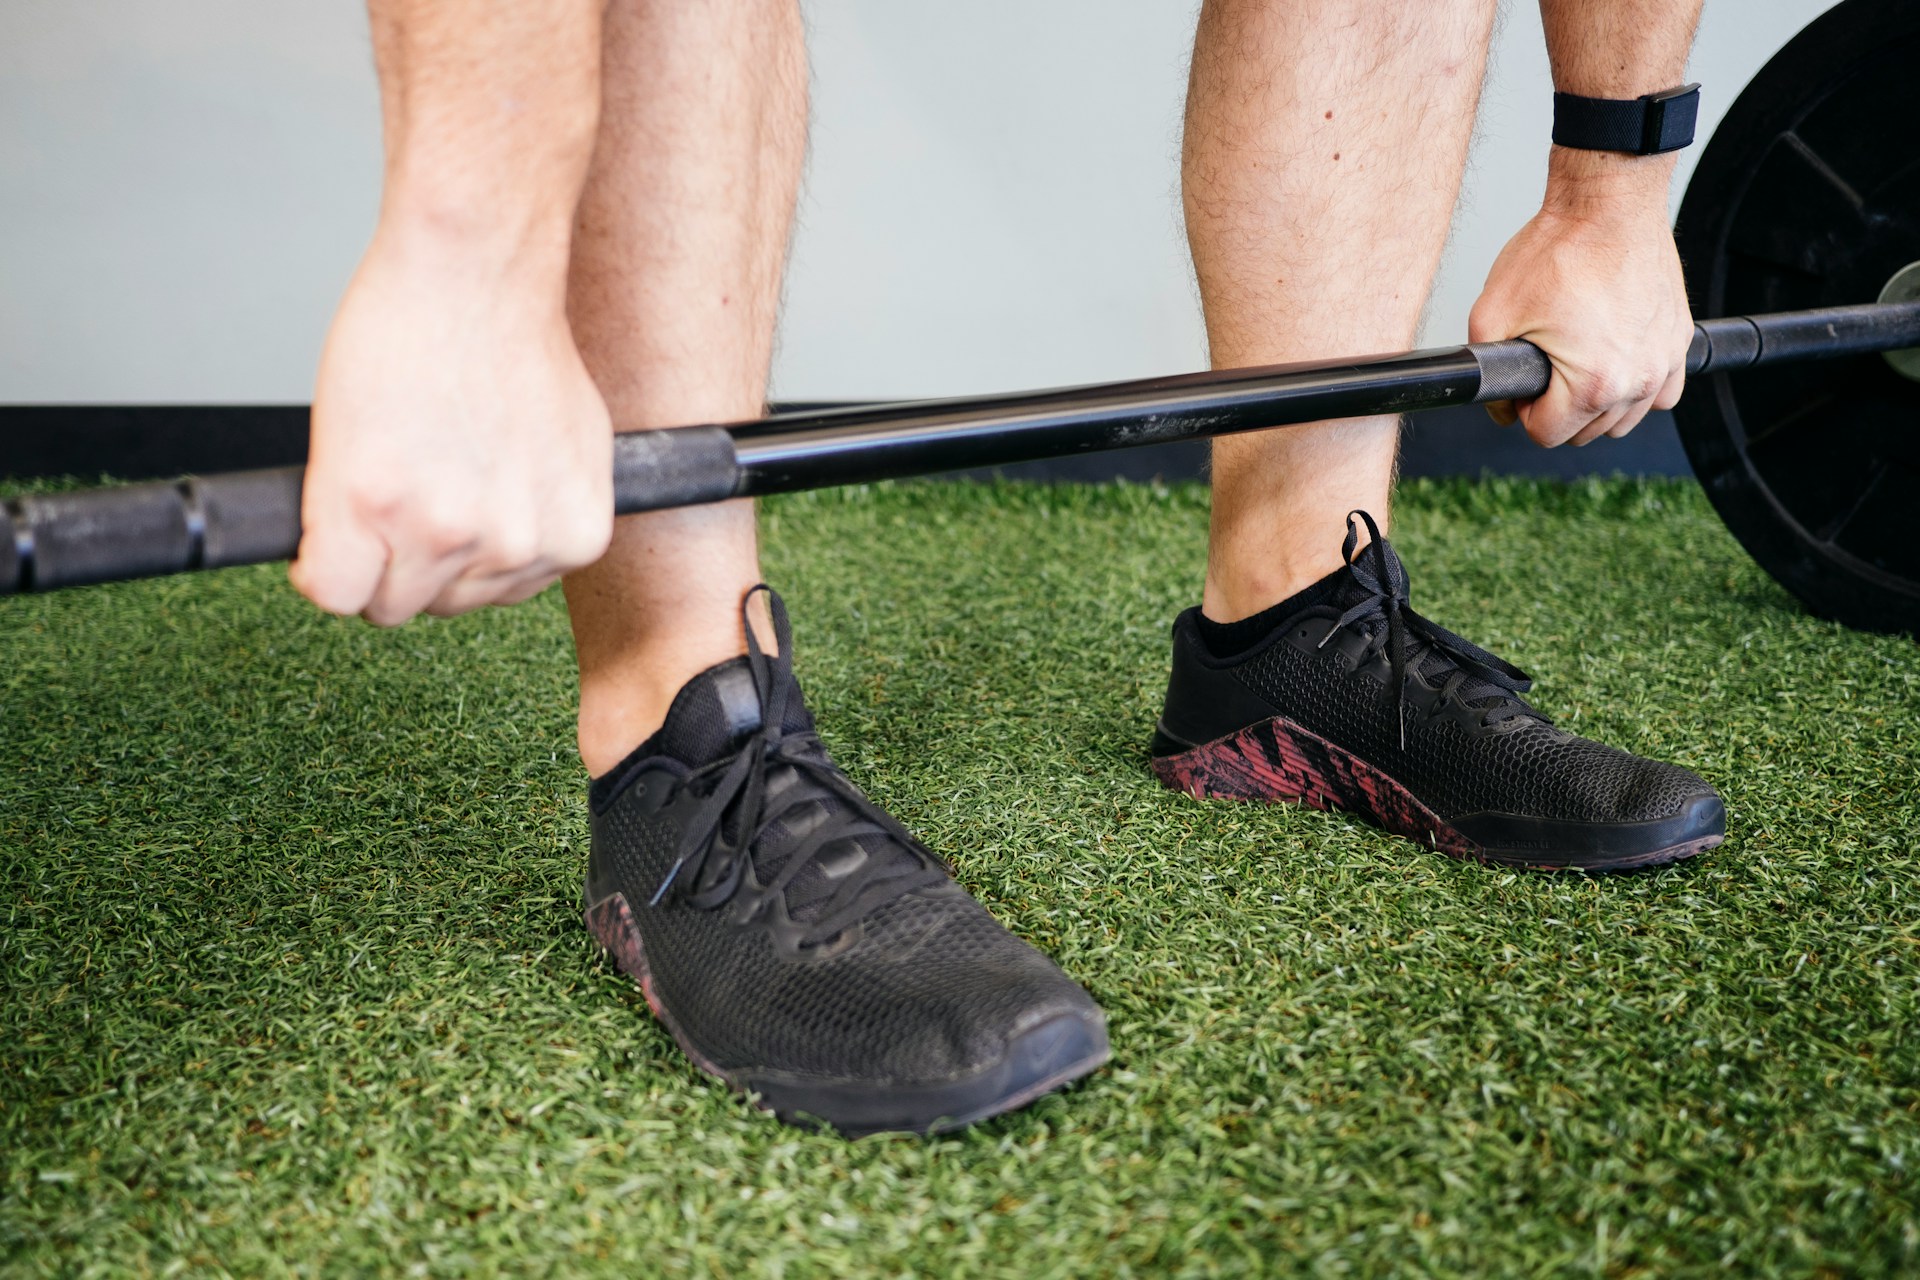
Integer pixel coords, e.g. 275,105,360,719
1552,83,1701,156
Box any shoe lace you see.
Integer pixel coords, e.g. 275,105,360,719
647,585,947,943
1320,510,1539,749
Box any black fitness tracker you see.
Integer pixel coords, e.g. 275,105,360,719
1551,83,1701,155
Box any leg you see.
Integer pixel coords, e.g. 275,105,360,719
568,2,1110,1131
563,0,807,775
1155,0,1723,874
1184,0,1497,622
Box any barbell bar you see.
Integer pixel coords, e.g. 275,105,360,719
4,297,1919,597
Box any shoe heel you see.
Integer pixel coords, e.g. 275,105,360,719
584,892,657,1009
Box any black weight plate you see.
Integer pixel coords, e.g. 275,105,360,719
1674,0,1920,634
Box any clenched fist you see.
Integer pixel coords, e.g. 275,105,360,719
291,236,613,626
1470,183,1693,449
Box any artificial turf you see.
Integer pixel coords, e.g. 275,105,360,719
1,476,1915,1277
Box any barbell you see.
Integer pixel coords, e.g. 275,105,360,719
5,298,1916,599
3,0,1917,633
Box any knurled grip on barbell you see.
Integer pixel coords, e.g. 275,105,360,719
0,468,307,593
0,427,743,594
195,468,308,569
1469,342,1553,403
9,479,201,592
611,426,742,515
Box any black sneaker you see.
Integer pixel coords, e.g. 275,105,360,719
1150,512,1725,871
584,586,1108,1135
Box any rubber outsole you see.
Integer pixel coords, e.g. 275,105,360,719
1152,713,1724,873
584,891,1110,1136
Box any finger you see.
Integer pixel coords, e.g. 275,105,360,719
1570,405,1632,447
494,574,559,607
1517,373,1591,449
362,548,474,628
424,567,558,619
1605,393,1664,440
1484,399,1520,428
1581,391,1659,445
289,513,389,617
1652,363,1686,412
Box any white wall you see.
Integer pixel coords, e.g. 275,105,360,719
0,1,1837,404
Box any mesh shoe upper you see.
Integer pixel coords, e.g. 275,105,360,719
1156,512,1716,827
1231,640,1709,823
587,589,1099,1084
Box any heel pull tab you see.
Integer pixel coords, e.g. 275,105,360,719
712,662,765,740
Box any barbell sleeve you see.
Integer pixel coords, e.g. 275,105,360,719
6,299,1920,596
1688,299,1920,374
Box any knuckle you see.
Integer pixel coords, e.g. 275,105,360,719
1579,373,1625,411
513,574,560,604
483,523,541,571
290,539,376,617
347,483,407,526
1571,390,1612,418
413,507,481,559
1529,406,1581,448
553,512,612,567
498,572,559,608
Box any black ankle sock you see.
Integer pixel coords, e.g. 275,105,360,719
588,726,666,813
1195,569,1342,659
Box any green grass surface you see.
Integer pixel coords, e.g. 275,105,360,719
2,477,1916,1277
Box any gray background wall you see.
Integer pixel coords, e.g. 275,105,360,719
1,1,1834,424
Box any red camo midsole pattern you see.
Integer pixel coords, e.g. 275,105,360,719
1151,715,1481,858
585,892,735,1081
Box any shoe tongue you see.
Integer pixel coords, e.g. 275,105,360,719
664,657,913,927
1333,534,1410,607
1332,537,1523,707
658,655,813,768
754,776,906,925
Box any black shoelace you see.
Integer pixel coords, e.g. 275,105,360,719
1320,511,1537,749
648,586,946,943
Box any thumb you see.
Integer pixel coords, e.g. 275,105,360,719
1484,399,1520,428
289,510,388,617
1469,308,1526,429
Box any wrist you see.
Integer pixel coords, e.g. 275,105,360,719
373,117,596,290
1541,146,1677,223
372,178,579,296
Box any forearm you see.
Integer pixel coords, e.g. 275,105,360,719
1538,0,1703,218
367,0,605,284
